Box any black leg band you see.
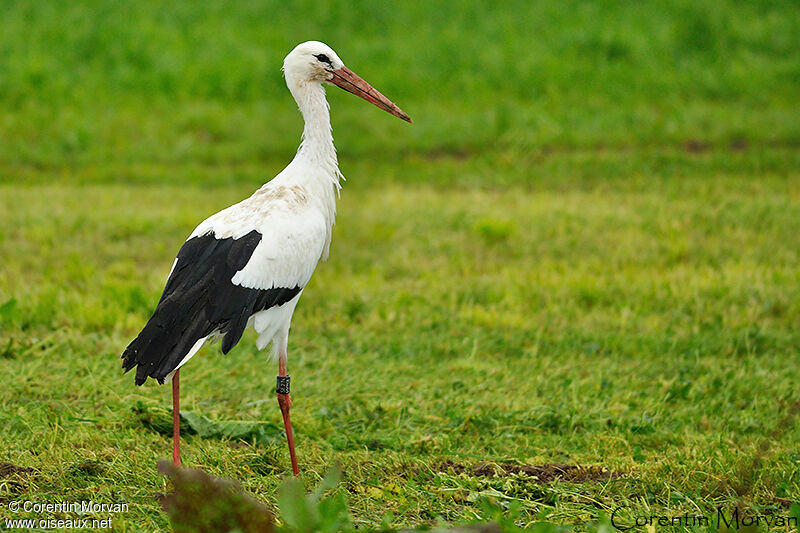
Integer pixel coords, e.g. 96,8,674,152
277,375,291,395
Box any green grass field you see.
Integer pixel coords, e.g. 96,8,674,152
1,1,799,531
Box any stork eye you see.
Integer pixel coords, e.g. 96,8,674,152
315,54,332,65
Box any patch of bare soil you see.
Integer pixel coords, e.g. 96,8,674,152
0,462,35,478
0,462,37,497
682,139,712,153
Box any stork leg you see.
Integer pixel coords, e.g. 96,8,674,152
172,369,181,467
277,353,299,476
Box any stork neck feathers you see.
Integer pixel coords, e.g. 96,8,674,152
287,79,342,192
281,76,341,259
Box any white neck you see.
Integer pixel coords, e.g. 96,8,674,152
278,77,342,260
287,80,341,191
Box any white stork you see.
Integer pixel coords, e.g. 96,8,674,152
121,41,411,475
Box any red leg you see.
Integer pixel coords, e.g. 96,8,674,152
277,357,299,476
172,369,181,467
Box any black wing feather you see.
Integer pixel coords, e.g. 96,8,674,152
121,230,301,385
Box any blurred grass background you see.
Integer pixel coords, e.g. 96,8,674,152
1,0,799,179
1,0,799,530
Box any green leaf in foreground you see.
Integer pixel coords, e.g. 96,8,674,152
277,468,352,533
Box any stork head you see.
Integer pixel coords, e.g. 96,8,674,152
283,41,411,123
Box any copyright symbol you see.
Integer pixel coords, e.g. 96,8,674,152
9,501,19,512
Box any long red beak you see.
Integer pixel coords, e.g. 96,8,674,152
328,66,412,123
